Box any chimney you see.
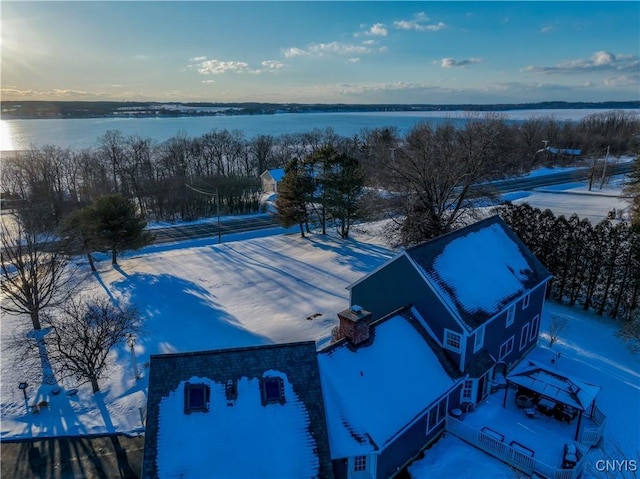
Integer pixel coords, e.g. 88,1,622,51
337,305,373,346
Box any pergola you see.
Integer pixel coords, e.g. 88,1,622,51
504,359,602,441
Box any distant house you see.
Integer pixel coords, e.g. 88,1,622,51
318,305,465,479
260,168,285,194
141,341,334,479
348,216,552,407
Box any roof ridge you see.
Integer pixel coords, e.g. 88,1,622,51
150,340,317,360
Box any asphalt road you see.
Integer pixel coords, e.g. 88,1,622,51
148,162,633,244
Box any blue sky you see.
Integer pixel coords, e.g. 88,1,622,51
1,1,638,104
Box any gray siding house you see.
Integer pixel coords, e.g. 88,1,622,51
349,216,552,408
318,306,465,479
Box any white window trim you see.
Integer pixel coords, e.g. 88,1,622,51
530,315,540,341
353,455,367,472
499,336,514,361
522,293,531,310
444,328,462,353
520,323,530,351
426,396,449,435
473,326,485,353
461,379,475,403
506,305,515,327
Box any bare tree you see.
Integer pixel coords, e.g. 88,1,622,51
0,207,78,330
45,296,140,393
385,116,502,245
548,314,568,347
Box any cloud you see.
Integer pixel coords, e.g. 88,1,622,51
439,57,482,68
368,23,388,36
541,25,554,33
523,51,639,74
188,57,286,75
283,41,375,58
196,59,251,75
261,60,286,71
393,12,446,32
201,80,215,84
346,58,361,64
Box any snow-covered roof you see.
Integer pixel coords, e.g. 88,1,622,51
407,216,552,330
142,341,333,479
318,309,458,458
261,168,285,182
507,359,602,411
157,372,318,478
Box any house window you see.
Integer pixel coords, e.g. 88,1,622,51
184,383,210,414
444,329,462,353
520,323,530,351
261,377,285,405
427,397,448,435
461,379,474,403
530,315,540,341
499,336,515,361
473,326,485,353
353,455,367,472
506,305,515,328
522,293,531,310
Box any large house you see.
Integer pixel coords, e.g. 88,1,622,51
142,216,555,478
141,341,334,479
348,215,552,407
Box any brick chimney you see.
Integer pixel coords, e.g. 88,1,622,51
337,305,373,346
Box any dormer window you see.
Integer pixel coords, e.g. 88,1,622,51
522,293,531,310
506,305,515,328
261,377,285,405
443,329,462,353
184,383,210,414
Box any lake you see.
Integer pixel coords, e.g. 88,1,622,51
1,109,636,152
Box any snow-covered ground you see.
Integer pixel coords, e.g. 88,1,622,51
0,166,637,479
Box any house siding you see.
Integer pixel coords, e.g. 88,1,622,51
351,254,464,347
377,413,443,479
470,281,548,371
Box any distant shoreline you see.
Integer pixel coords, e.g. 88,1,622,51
2,100,638,120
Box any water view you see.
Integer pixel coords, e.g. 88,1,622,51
2,109,630,152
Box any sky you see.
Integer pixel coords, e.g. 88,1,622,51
1,1,639,104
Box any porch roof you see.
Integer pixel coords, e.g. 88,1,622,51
507,360,601,411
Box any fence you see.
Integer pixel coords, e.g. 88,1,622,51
580,404,606,447
446,415,585,479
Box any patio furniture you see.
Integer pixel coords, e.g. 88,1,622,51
481,427,505,442
562,443,578,469
516,394,534,409
525,407,538,418
510,440,535,457
537,397,556,416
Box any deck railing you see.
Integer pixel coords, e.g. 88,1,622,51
446,415,585,479
580,404,606,447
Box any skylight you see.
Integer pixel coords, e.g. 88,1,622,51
184,383,210,413
261,377,285,405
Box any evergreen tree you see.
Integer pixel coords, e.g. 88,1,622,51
84,195,153,265
623,158,640,227
315,147,365,239
275,159,314,237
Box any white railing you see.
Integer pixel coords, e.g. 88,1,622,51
580,405,606,446
446,416,584,479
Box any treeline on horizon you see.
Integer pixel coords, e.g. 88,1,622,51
1,100,639,119
1,110,638,227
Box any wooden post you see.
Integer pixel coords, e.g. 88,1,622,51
574,410,583,441
502,381,509,408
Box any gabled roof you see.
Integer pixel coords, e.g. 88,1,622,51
317,308,460,459
406,216,552,330
507,359,601,411
142,341,333,479
260,168,285,182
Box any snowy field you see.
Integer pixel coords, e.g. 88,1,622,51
0,168,638,478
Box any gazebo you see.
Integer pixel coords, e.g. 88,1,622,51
504,359,603,441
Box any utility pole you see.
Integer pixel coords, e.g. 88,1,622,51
185,183,222,244
599,145,609,190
